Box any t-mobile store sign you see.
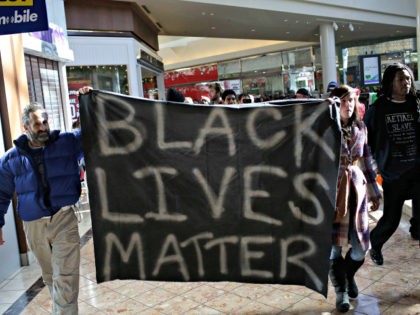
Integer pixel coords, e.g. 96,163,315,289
0,0,48,36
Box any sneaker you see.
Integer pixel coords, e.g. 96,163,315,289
370,248,383,265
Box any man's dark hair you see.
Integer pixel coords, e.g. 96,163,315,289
380,63,417,99
22,102,45,126
296,88,311,97
222,89,236,101
166,88,185,102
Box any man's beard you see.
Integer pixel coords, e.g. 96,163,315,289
28,130,50,145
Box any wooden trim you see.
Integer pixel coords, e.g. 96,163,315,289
64,0,159,51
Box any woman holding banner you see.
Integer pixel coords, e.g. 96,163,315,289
328,85,381,313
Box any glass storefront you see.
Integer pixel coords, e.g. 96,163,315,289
66,65,128,122
26,55,67,130
67,65,128,94
164,48,315,101
313,37,418,92
219,48,314,99
166,37,417,101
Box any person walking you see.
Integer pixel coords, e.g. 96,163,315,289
329,85,381,312
364,63,420,265
0,103,83,314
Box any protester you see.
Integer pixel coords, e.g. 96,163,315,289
237,93,252,104
166,87,185,102
364,63,420,265
0,103,83,314
208,82,223,104
296,88,311,99
329,85,381,312
221,89,237,105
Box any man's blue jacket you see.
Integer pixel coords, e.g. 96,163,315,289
0,130,83,227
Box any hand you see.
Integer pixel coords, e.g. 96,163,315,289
78,86,93,95
0,228,5,245
370,200,380,211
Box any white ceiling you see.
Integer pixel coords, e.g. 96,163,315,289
120,0,417,69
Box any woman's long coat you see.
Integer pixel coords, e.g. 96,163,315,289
332,121,382,251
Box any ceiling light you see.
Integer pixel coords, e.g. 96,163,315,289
349,23,354,32
332,22,338,31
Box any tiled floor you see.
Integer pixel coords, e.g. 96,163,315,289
1,196,419,314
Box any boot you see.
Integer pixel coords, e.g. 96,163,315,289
409,217,419,240
344,250,364,299
329,257,350,313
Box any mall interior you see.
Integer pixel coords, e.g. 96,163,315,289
0,0,419,314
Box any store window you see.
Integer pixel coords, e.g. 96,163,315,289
25,55,66,130
67,65,128,94
66,65,128,122
143,76,158,99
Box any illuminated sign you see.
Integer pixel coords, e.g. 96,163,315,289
0,0,47,35
360,55,381,85
0,0,34,6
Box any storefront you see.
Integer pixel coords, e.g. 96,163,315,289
0,0,74,279
22,22,75,130
165,47,315,101
66,36,165,123
340,37,417,90
64,0,163,122
164,64,218,102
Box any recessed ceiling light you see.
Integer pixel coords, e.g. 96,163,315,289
210,13,214,16
251,28,256,32
284,19,288,22
211,26,216,30
286,31,290,34
201,12,206,15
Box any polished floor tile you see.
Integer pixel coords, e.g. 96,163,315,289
2,195,419,314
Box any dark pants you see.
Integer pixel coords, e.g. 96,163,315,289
370,168,420,250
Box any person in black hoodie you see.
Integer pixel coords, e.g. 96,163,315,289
364,63,420,265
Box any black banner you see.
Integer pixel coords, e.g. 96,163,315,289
79,91,341,297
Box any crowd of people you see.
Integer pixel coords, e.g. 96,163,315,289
0,63,418,314
167,83,288,105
